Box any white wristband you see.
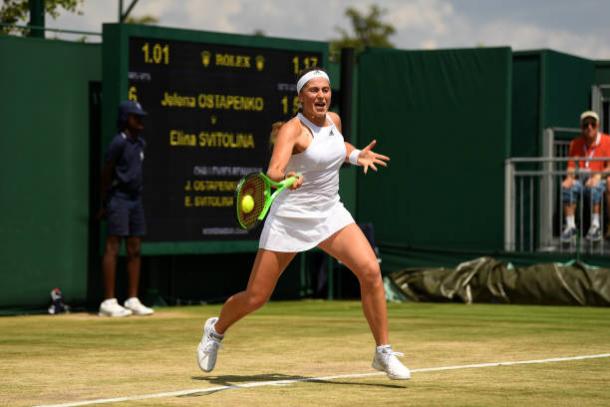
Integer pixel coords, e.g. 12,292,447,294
349,149,361,165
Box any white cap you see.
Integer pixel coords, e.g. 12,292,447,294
580,110,599,122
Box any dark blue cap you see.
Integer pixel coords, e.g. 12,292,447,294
118,100,147,117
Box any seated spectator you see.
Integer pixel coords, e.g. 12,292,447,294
561,111,610,242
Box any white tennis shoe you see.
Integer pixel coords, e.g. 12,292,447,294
197,317,223,372
98,298,132,317
124,297,154,316
372,345,411,380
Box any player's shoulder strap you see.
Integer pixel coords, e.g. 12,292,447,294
326,111,341,128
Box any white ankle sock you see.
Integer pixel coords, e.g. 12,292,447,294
592,214,600,228
210,324,224,339
566,216,576,229
376,344,392,352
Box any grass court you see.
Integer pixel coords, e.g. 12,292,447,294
1,301,609,406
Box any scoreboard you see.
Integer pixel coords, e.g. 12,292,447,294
102,24,327,253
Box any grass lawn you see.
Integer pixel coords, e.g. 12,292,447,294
1,301,609,406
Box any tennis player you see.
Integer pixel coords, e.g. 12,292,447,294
197,68,410,380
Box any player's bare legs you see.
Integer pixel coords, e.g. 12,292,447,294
198,249,296,372
318,224,388,345
214,249,297,334
318,223,410,379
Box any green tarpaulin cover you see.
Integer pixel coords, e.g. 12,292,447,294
389,257,610,306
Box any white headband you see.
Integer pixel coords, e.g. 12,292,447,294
296,70,330,93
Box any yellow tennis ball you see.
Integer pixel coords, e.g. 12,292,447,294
241,194,254,213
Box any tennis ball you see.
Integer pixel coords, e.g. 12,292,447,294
242,194,254,213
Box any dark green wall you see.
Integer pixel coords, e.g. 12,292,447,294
543,51,595,131
0,36,101,307
334,60,358,216
595,61,610,84
357,47,512,251
512,50,596,156
512,53,541,157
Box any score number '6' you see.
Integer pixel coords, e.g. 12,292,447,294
129,86,138,102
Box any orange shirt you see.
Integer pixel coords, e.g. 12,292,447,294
567,133,610,171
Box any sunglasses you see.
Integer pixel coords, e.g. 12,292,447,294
581,119,598,128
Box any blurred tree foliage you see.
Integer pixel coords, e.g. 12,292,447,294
330,4,395,60
0,0,83,34
125,14,158,25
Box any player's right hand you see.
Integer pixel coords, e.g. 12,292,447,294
286,171,304,190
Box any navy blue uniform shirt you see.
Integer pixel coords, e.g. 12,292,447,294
105,132,146,197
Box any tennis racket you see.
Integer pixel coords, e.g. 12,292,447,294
234,172,299,230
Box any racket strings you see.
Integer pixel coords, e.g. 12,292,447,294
236,175,266,229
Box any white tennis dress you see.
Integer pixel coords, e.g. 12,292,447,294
259,113,355,252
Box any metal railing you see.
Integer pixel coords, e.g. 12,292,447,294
539,127,579,252
505,156,610,254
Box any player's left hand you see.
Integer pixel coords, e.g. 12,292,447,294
357,140,390,174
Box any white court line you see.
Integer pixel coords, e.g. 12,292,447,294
35,353,610,407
